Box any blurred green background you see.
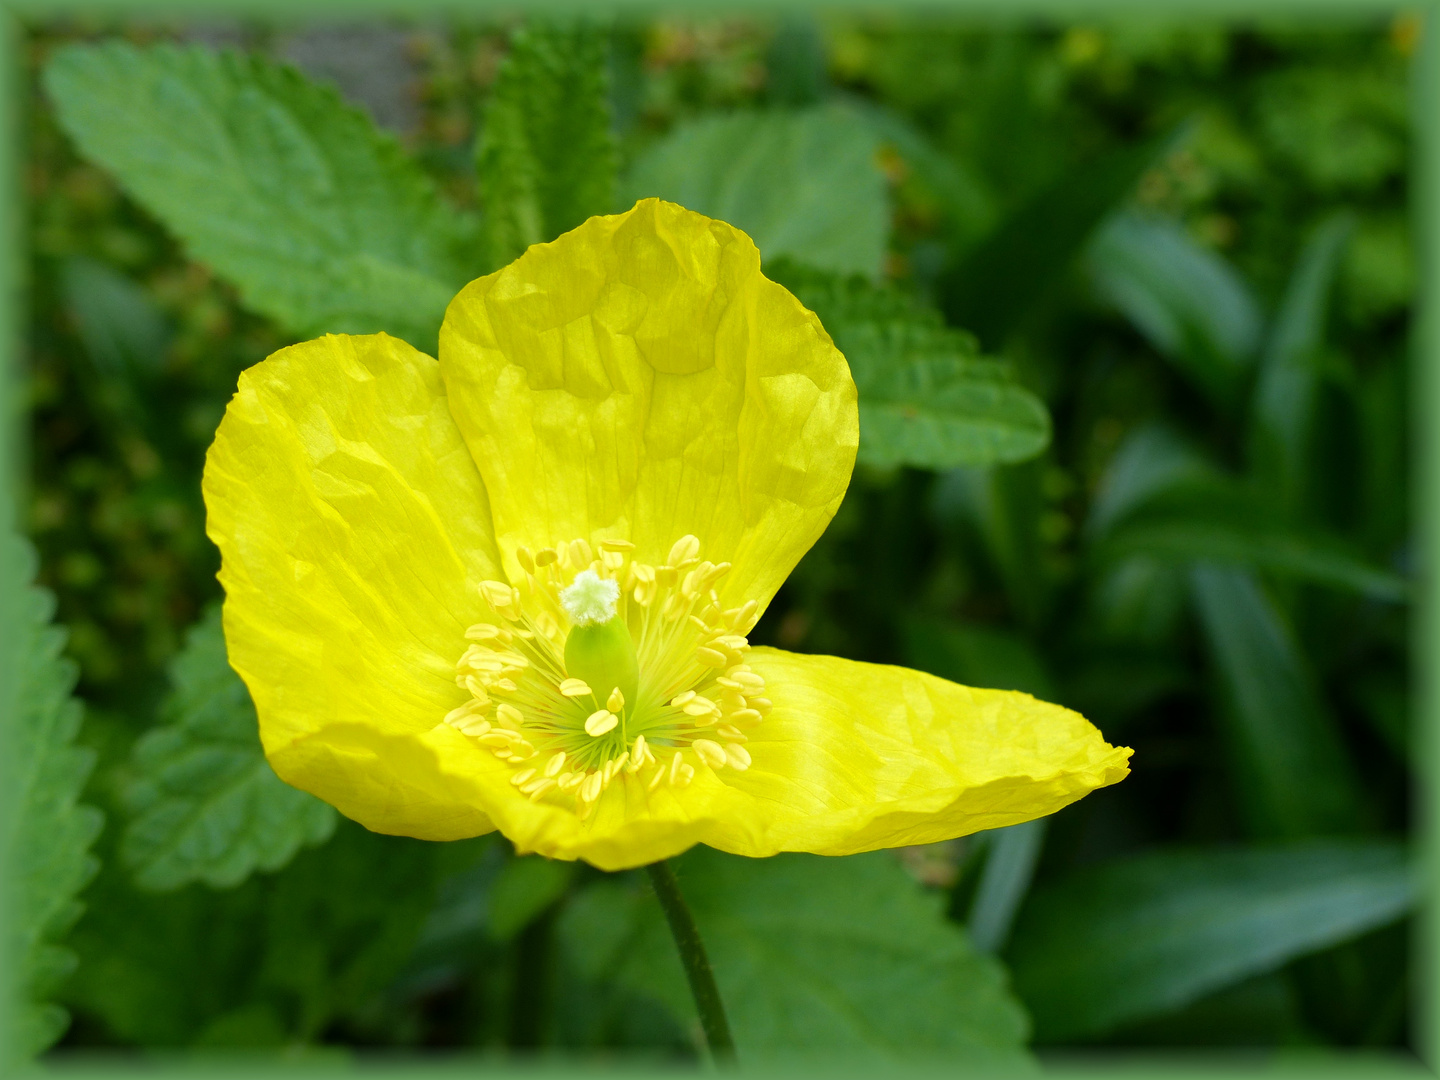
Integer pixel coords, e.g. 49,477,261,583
18,10,1416,1062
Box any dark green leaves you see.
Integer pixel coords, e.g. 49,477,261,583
476,22,618,270
1009,840,1413,1041
2,536,103,1061
1087,211,1262,403
769,261,1050,468
1190,566,1364,838
44,41,476,349
625,104,888,278
942,130,1178,346
121,606,336,891
561,850,1030,1063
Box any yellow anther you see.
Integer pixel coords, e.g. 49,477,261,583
480,580,518,609
731,671,766,691
455,717,492,737
675,763,695,788
580,771,603,803
569,538,593,568
599,538,636,552
728,709,763,727
544,751,567,777
729,600,758,630
668,751,684,785
535,547,558,567
607,687,625,713
692,739,726,769
465,623,510,642
559,678,592,697
656,565,679,588
463,676,489,698
516,546,535,574
714,634,749,651
668,535,701,567
493,678,518,693
682,695,719,718
444,700,484,724
716,724,746,740
479,731,519,748
510,768,536,786
689,615,713,634
670,690,696,707
725,744,752,770
557,771,583,791
496,703,525,730
585,709,618,737
524,778,557,800
647,768,667,792
602,549,626,571
695,647,728,668
632,564,656,584
510,741,536,761
749,697,773,715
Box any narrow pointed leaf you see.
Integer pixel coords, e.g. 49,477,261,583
476,21,618,270
2,536,103,1062
1009,840,1413,1040
44,41,476,350
1190,565,1364,837
121,606,336,891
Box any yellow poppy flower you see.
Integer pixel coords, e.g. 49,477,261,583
203,197,1130,871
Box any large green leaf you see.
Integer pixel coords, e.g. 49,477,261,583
769,261,1050,468
1250,213,1354,517
476,21,618,270
941,130,1178,346
624,104,889,278
1087,210,1262,403
1008,839,1413,1041
1190,566,1364,838
121,606,336,891
1,536,104,1061
44,41,476,350
560,849,1030,1063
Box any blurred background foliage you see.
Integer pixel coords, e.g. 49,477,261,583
15,8,1417,1062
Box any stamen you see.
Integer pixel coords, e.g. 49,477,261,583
607,687,625,713
585,709,618,737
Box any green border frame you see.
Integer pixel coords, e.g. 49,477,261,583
0,1,1433,1075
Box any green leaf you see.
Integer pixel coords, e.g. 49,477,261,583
1008,839,1413,1041
476,20,618,270
1,536,104,1061
1085,424,1217,540
1190,566,1364,838
624,104,889,278
941,128,1180,346
1087,211,1262,404
560,849,1031,1063
768,261,1051,468
44,41,476,350
488,856,573,943
1097,475,1408,602
60,256,171,382
121,605,336,891
966,820,1046,955
902,616,1055,699
1250,212,1354,517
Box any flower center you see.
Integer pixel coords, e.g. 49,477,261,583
442,535,768,819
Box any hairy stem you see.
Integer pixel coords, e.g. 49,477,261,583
645,860,736,1064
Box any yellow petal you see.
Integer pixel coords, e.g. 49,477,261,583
203,332,504,840
439,197,858,612
703,647,1132,857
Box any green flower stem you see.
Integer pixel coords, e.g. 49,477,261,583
645,860,736,1065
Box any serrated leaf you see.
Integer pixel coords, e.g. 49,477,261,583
559,849,1031,1064
121,605,336,891
1087,211,1262,403
1008,840,1413,1041
1,534,103,1062
769,261,1051,468
44,41,476,350
942,129,1179,347
1190,565,1364,838
625,104,888,278
477,21,618,270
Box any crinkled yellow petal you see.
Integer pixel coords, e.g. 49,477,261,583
439,197,858,612
203,332,504,841
703,647,1132,857
423,646,1129,870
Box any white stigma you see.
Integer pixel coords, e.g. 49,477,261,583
560,569,620,626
